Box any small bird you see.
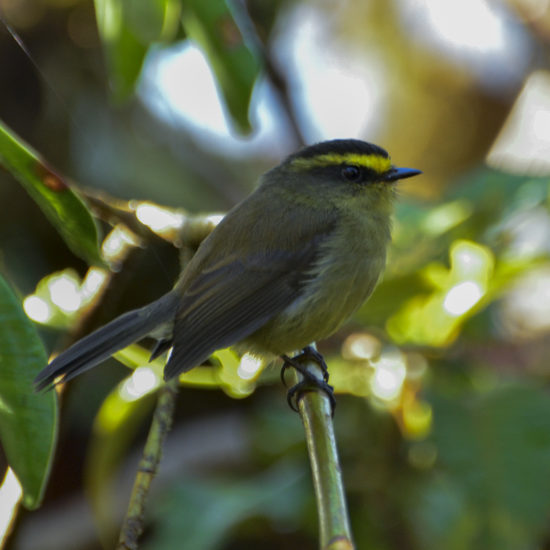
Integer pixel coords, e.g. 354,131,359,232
34,139,421,395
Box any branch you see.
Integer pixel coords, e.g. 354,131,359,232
116,377,179,550
290,351,355,550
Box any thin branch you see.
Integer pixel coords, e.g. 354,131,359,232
78,188,171,243
290,350,355,550
261,52,307,147
116,377,180,550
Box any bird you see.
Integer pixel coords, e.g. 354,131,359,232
34,139,421,400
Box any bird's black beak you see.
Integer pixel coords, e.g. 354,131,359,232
384,166,422,182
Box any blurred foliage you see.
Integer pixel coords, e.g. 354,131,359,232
411,382,550,550
179,0,260,133
2,0,550,549
94,0,178,101
142,462,311,550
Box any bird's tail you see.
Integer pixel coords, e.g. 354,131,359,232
34,291,179,390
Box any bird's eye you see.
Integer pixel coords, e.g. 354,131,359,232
341,165,361,182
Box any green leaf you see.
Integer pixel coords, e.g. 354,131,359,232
0,119,103,265
0,274,58,510
95,0,181,100
181,0,260,133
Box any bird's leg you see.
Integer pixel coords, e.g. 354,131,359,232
280,346,336,414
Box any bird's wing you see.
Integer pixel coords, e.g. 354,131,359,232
164,214,335,379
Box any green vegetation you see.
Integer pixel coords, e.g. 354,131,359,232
1,1,550,548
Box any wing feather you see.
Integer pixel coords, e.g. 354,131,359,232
35,292,179,390
164,241,331,379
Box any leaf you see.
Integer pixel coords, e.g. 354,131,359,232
114,343,257,396
95,0,181,100
181,0,260,133
0,119,103,265
0,274,58,510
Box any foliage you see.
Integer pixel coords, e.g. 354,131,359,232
1,0,550,549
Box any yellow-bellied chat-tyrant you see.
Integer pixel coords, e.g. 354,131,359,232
35,139,421,398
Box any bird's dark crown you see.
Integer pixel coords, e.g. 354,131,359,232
286,139,392,175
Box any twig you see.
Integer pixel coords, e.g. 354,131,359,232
261,52,307,147
290,351,355,550
116,377,180,550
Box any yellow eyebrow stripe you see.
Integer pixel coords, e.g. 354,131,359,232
290,153,392,174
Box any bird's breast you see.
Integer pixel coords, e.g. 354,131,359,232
243,211,391,356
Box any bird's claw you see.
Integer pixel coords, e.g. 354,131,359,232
280,346,335,415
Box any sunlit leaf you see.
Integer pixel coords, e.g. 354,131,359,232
0,274,58,510
115,343,258,397
0,120,103,265
386,240,494,347
23,269,86,328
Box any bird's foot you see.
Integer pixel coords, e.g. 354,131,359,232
280,346,335,415
280,345,329,384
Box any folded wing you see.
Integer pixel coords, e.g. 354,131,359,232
163,240,327,378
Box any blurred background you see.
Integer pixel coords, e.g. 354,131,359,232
2,0,550,548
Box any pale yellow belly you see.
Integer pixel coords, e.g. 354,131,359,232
242,231,387,356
